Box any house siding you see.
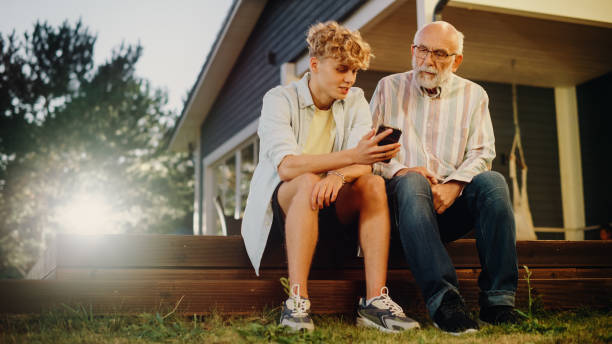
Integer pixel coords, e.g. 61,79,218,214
576,72,612,230
200,0,366,157
355,70,564,228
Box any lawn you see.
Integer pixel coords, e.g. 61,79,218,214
1,306,610,343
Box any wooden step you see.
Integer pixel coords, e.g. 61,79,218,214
1,278,611,315
18,234,611,316
51,267,612,281
27,234,612,280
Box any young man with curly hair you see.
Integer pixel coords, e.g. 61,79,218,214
242,21,419,332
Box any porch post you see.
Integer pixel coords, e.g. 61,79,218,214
203,162,216,235
416,0,437,29
193,134,203,235
280,63,299,85
554,86,585,240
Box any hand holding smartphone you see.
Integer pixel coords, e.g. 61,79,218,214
376,125,402,163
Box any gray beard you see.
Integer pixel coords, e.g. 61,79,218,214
412,59,452,89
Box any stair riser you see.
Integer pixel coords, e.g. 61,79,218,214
2,279,610,315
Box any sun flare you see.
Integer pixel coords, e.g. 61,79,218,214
55,193,117,235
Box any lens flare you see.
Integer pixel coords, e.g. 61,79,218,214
55,193,118,234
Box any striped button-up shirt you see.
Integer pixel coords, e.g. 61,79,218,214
370,71,495,183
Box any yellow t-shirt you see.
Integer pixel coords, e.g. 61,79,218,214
302,107,336,155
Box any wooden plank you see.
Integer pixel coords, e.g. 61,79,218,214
515,240,612,267
1,278,610,315
45,234,612,270
54,234,251,268
54,267,612,281
386,278,612,314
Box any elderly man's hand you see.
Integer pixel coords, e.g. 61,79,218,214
431,181,464,214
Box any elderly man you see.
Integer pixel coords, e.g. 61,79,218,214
370,21,519,334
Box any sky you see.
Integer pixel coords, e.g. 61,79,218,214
0,0,234,114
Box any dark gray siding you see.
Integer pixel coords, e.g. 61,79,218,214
576,72,612,230
200,0,365,156
355,70,564,228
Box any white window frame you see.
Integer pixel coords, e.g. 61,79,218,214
202,119,259,235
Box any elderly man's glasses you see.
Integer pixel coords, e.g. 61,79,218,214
412,44,457,61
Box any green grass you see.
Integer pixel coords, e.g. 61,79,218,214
1,307,610,343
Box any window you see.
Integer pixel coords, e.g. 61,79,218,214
210,136,258,235
240,144,257,217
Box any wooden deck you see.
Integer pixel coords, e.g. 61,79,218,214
1,233,611,315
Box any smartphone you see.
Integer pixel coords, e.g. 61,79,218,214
376,125,402,163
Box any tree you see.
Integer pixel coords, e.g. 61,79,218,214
0,20,194,278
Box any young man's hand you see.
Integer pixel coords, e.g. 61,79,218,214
431,181,464,214
394,166,438,186
351,129,401,165
310,174,344,210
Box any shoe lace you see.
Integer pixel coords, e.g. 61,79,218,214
377,286,406,317
289,284,309,317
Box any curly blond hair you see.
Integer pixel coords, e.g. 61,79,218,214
306,21,373,70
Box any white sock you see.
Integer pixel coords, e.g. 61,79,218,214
365,296,379,306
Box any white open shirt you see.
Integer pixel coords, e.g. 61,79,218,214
241,73,372,275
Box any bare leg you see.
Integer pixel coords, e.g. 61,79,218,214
277,173,321,298
335,174,390,299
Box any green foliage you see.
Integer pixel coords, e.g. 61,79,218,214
0,20,194,278
515,265,533,319
280,276,291,297
131,312,205,341
516,265,546,326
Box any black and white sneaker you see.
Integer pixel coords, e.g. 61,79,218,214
356,287,420,333
279,284,314,332
433,291,479,335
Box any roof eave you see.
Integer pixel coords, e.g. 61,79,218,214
169,0,267,152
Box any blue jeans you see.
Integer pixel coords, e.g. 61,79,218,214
386,171,518,318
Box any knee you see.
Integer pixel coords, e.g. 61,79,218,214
394,172,432,198
470,172,514,217
294,173,320,192
389,172,433,214
354,174,387,203
475,171,507,186
288,173,321,204
472,171,510,199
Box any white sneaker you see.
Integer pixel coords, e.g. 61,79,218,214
357,286,421,333
279,284,314,331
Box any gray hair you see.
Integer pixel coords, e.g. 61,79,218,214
456,30,464,55
414,22,465,55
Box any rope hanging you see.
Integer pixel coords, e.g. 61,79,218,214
509,59,537,240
